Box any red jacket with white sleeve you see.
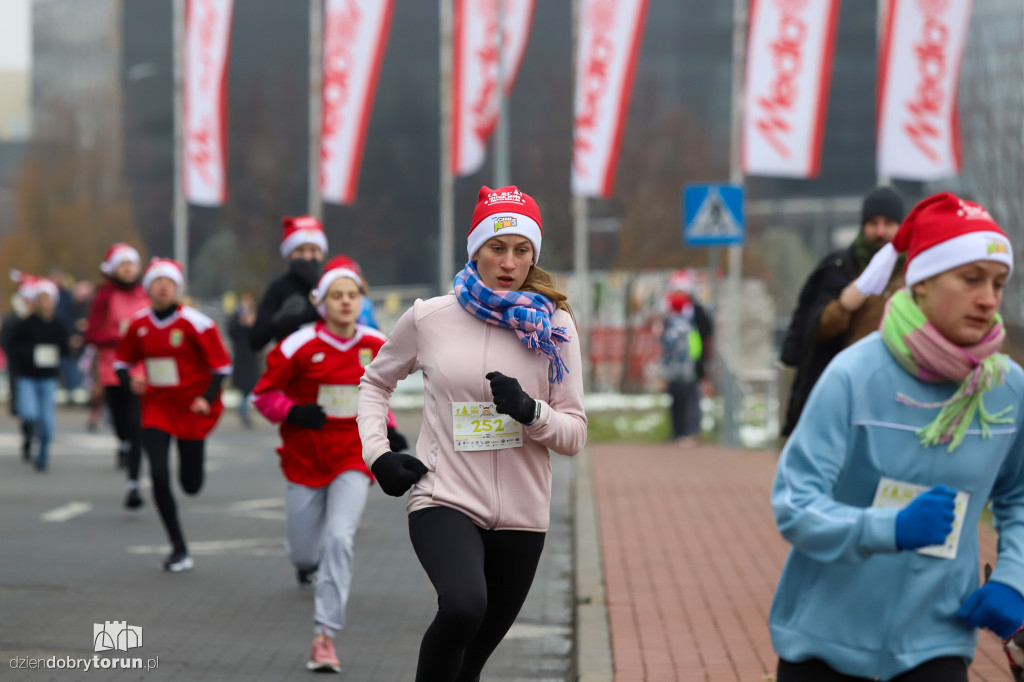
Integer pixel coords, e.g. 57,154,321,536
114,305,232,440
252,323,384,488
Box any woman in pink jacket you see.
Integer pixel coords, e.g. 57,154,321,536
357,185,587,682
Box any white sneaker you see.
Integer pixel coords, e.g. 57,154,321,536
161,552,194,572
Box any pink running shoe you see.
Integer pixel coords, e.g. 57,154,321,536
307,634,341,673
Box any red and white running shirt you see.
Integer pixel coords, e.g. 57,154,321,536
253,322,385,488
114,305,232,440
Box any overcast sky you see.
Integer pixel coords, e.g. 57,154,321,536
0,0,31,71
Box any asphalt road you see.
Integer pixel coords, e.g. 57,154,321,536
0,405,574,681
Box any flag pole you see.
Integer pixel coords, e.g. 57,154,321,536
173,0,188,282
719,0,747,447
494,0,509,188
728,0,745,276
876,0,890,187
308,0,324,219
571,0,590,389
439,0,455,294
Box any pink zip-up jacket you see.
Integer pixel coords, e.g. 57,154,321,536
357,294,587,532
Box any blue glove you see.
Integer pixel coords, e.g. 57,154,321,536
957,581,1024,639
895,485,956,550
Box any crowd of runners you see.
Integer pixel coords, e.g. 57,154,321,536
0,185,587,679
5,185,1024,681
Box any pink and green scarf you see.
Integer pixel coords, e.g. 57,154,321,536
881,289,1012,451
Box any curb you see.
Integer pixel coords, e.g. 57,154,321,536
574,448,614,681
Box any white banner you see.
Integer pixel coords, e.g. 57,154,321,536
742,0,840,178
451,0,536,177
320,0,394,205
571,0,649,198
183,0,234,206
877,0,972,180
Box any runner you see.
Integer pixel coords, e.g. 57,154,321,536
5,274,68,471
357,185,587,681
0,284,31,460
323,254,379,329
252,257,386,673
250,215,327,351
771,193,1024,681
84,243,150,507
114,258,232,572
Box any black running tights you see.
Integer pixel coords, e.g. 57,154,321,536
408,505,545,682
141,428,205,555
105,386,142,481
777,657,968,682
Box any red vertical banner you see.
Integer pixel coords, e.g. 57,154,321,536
319,0,395,205
741,0,841,178
877,0,973,181
571,0,650,198
183,0,234,206
451,0,536,177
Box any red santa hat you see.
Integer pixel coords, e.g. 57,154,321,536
99,243,141,276
10,271,58,302
328,253,363,277
666,269,695,294
466,186,543,264
856,192,1014,295
664,269,695,314
280,215,328,258
311,256,364,318
142,258,185,292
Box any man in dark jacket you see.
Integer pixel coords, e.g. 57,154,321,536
228,291,261,427
250,215,328,351
780,186,905,436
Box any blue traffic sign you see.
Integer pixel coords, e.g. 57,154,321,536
683,184,745,246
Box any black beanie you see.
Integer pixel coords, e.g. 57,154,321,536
861,186,905,227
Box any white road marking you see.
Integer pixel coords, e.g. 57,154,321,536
503,624,572,640
41,502,93,522
127,538,284,556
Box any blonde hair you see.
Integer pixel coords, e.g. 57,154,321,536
521,265,575,322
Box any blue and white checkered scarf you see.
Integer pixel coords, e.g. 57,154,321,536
453,261,571,383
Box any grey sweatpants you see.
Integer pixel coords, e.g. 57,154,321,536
285,470,371,633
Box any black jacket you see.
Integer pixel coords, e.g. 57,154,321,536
780,245,858,436
249,270,320,351
7,314,70,379
228,311,262,393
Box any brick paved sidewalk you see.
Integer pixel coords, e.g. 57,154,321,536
586,443,1008,682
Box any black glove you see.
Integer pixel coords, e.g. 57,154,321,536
288,257,323,288
371,451,428,497
272,294,310,329
286,403,327,430
387,425,409,452
485,371,537,424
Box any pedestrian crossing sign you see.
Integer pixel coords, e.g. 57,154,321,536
683,184,745,246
